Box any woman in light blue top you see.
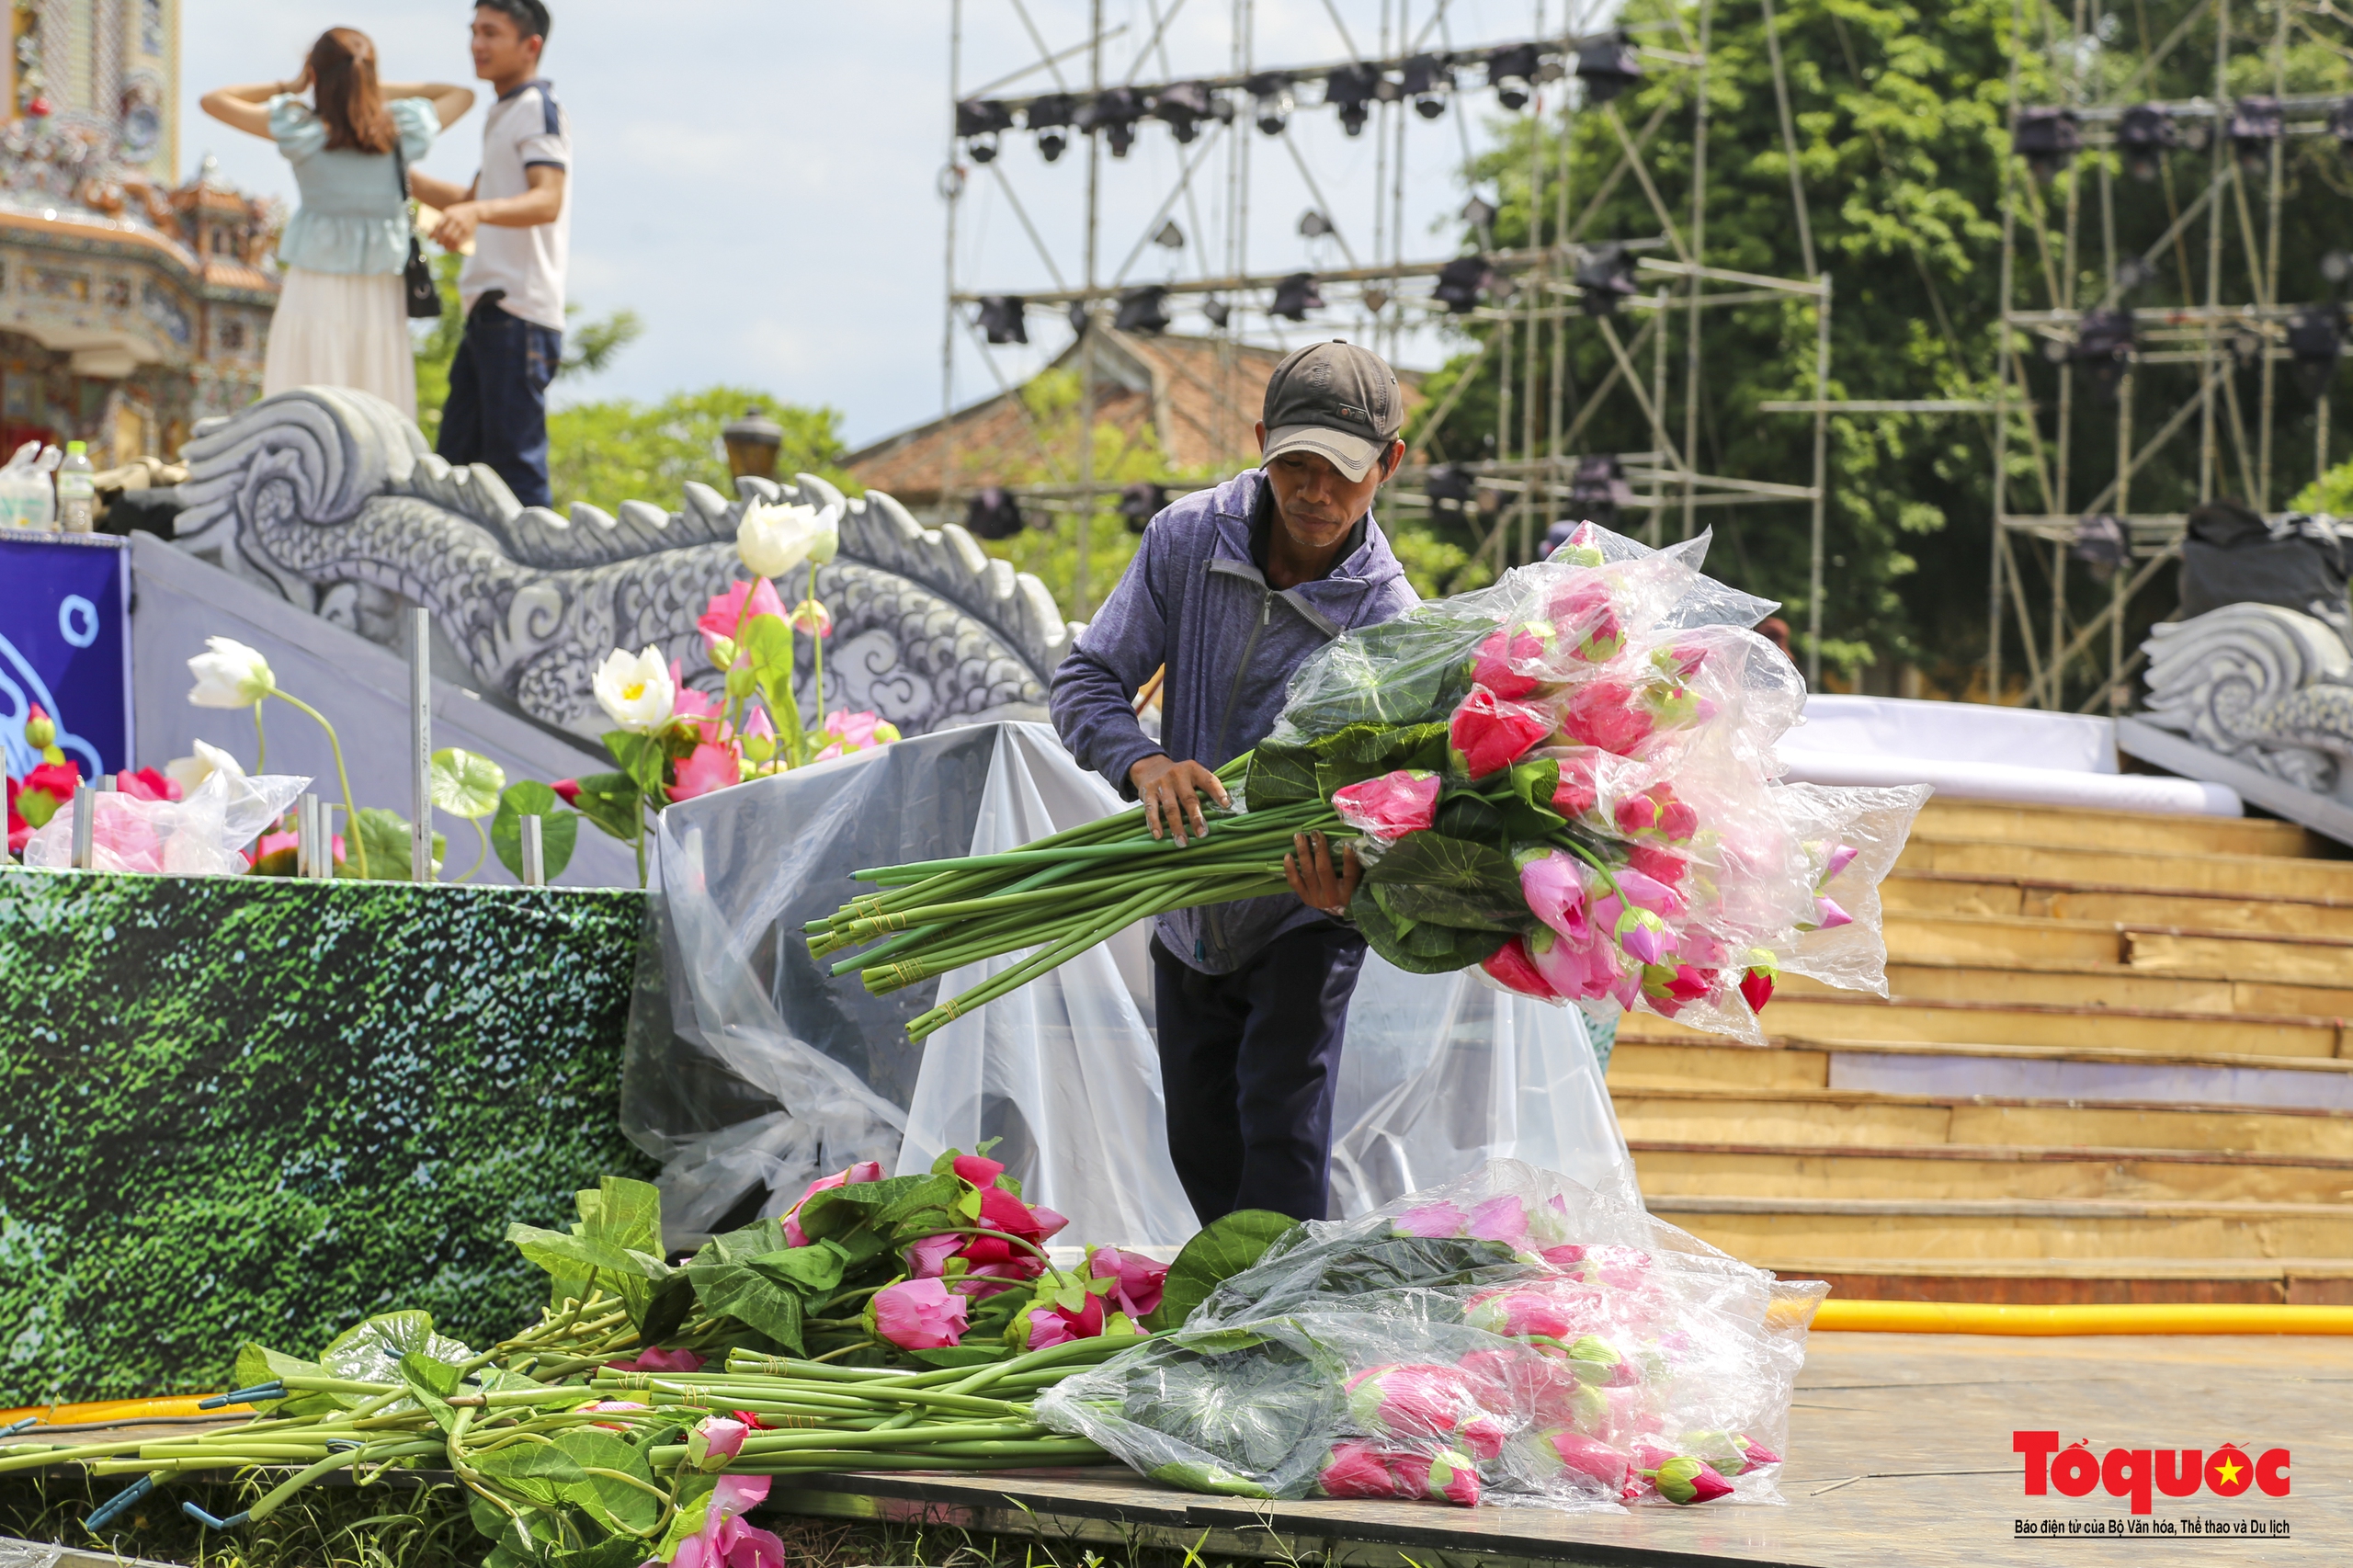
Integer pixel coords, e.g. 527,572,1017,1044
202,29,472,418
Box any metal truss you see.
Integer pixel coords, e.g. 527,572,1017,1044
1988,0,2353,712
939,0,1827,675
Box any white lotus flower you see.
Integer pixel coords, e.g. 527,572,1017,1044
738,501,840,579
165,738,247,796
592,645,676,733
187,637,277,708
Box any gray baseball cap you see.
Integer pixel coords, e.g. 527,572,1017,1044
1261,339,1404,482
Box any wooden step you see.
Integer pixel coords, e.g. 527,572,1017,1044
1899,835,2353,902
1781,960,2353,1019
1914,799,2319,858
1645,1194,2353,1262
2125,927,2353,986
1622,992,2347,1058
1760,1258,2353,1306
1611,1085,2353,1159
1883,870,2353,937
1885,911,2353,988
1629,1141,2353,1205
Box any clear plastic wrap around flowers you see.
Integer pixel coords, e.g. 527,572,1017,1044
1036,1159,1824,1510
1244,522,1930,1045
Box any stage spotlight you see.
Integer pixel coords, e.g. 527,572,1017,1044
1426,462,1475,510
1434,256,1495,314
1573,244,1640,315
1202,297,1232,328
1271,272,1324,321
958,97,1013,164
1028,93,1075,162
2113,256,2154,295
2225,327,2264,369
1299,209,1334,239
1248,73,1293,136
1153,220,1184,250
1118,482,1168,534
1570,454,1633,531
1324,63,1381,137
2068,514,2130,581
1403,53,1451,119
1461,196,1498,241
1115,285,1172,335
977,296,1028,345
2324,250,2353,288
1363,287,1391,313
2117,105,2176,181
2290,306,2344,399
1068,301,1091,337
1079,87,1143,157
1488,42,1541,110
1154,80,1212,143
965,486,1025,540
2070,307,2136,399
1574,32,1643,104
2011,107,2081,180
2229,96,2282,175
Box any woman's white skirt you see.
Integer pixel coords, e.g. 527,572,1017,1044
262,267,416,417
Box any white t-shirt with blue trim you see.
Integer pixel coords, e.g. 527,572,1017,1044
459,77,571,332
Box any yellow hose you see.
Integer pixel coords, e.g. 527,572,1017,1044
1813,1300,2353,1335
0,1395,249,1426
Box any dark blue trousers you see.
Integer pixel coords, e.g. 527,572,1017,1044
1151,923,1367,1224
438,295,561,508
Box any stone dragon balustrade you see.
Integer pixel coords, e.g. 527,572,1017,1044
171,388,1078,743
2141,602,2353,808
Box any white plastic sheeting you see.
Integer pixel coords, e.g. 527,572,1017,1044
627,721,1635,1251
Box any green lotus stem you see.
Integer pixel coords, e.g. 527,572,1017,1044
460,816,490,881
252,700,267,770
271,690,367,878
1559,835,1634,912
807,1339,877,1363
940,1329,1146,1397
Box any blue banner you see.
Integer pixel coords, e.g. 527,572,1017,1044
1,535,132,781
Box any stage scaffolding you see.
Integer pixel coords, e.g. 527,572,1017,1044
1988,0,2353,713
936,1,1833,683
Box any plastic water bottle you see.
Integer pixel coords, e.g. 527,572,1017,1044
56,441,95,533
0,440,38,528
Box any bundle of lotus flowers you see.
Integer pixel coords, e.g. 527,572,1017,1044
816,523,1927,1046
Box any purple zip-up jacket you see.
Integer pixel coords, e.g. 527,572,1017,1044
1050,468,1419,974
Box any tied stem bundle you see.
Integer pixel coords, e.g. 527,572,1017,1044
809,756,1354,1040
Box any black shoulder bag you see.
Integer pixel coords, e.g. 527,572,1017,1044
392,139,442,319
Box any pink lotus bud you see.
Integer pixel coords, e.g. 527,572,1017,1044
1626,843,1688,888
1332,768,1441,842
1464,1196,1531,1248
1393,1448,1483,1506
1541,1429,1632,1494
951,1152,1006,1187
1020,1287,1105,1348
788,597,834,638
904,1232,964,1278
1560,679,1654,756
1449,687,1554,778
1552,521,1607,566
1614,905,1675,968
1317,1439,1406,1499
1392,1200,1468,1238
1088,1245,1170,1318
1566,1334,1636,1387
1547,579,1624,661
781,1159,885,1247
686,1415,749,1470
1471,626,1551,699
1739,966,1775,1013
1481,936,1562,1000
870,1277,969,1350
1521,851,1597,943
1824,843,1860,881
1813,895,1853,930
1649,642,1708,681
1551,751,1600,817
603,1346,703,1373
1465,1287,1587,1341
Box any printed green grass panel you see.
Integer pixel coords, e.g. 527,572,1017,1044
0,875,654,1406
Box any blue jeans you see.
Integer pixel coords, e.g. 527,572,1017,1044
438,296,560,508
1151,924,1367,1224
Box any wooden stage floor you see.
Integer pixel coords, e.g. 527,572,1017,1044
766,1333,2353,1566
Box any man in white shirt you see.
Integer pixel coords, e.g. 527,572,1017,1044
410,1,568,507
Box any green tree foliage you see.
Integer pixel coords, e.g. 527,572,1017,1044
548,390,856,518
1415,0,2352,694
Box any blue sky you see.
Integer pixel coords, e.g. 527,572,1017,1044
181,2,1570,449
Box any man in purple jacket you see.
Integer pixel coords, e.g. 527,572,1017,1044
1050,340,1420,1224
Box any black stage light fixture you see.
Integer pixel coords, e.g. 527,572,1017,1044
1271,272,1324,321
1154,80,1212,143
1068,301,1091,337
1402,53,1451,119
1433,256,1495,314
2069,514,2130,582
2117,104,2176,181
1363,286,1391,313
2332,97,2353,156
1079,87,1143,157
1119,482,1168,534
1488,42,1541,110
1153,219,1185,250
1027,92,1075,162
1324,62,1382,137
1299,208,1334,239
1426,462,1476,511
958,97,1013,163
977,295,1028,345
1574,32,1643,104
2011,107,2081,180
1573,243,1640,315
1247,73,1294,135
1570,454,1633,531
2070,307,2136,399
965,486,1024,540
2290,306,2345,399
1115,285,1172,335
2230,96,2283,175
1461,195,1498,238
1201,297,1232,329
